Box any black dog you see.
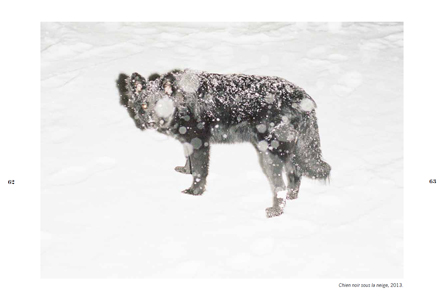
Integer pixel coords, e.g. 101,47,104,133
124,69,331,217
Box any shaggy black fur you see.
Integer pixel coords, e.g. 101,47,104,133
123,69,331,218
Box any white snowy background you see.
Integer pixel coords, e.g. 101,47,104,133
41,22,403,278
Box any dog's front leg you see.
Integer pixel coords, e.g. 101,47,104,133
182,143,210,196
175,156,192,174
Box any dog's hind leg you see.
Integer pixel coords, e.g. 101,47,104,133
284,160,302,200
256,149,286,218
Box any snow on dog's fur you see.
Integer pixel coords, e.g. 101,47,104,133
125,69,331,218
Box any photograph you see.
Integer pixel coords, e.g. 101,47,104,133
41,22,403,278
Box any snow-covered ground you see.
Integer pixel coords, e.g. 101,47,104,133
41,22,403,278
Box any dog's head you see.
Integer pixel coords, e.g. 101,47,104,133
126,72,177,130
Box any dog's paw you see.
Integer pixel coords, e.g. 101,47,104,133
286,189,299,200
181,187,205,196
265,206,284,218
175,166,191,174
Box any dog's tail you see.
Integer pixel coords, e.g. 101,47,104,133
292,98,331,181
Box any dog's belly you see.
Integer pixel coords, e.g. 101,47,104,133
209,121,253,144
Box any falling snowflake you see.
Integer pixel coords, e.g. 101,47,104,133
256,124,267,133
299,98,316,112
265,94,275,104
258,140,268,152
271,140,280,149
191,137,202,149
178,72,200,93
154,97,175,118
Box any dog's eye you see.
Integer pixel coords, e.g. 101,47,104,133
141,103,148,110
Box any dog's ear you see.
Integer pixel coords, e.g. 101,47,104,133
164,80,173,96
127,73,147,95
161,73,177,96
148,73,161,81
